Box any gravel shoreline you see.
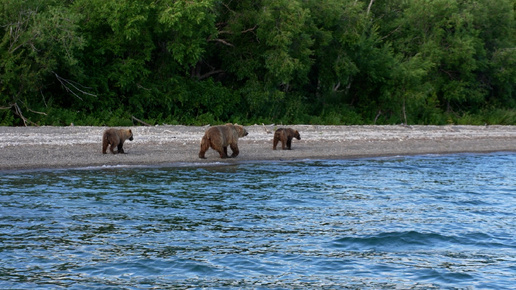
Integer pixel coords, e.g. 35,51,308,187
1,125,515,171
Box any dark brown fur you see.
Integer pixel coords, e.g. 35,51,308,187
273,128,300,150
199,124,248,159
102,128,134,154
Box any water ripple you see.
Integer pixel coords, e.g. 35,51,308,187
1,152,515,289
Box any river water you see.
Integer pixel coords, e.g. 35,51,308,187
1,153,515,289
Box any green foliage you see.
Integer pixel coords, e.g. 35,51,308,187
0,110,15,126
453,108,516,125
0,0,514,126
0,0,85,124
157,0,216,67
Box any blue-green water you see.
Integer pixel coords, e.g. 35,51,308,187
1,153,515,289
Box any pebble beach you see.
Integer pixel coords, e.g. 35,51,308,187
1,124,515,171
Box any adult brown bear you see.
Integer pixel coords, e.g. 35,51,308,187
273,128,301,150
102,128,134,154
199,123,248,159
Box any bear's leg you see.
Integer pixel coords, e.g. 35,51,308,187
286,137,292,150
273,137,279,150
108,136,120,154
109,143,117,154
223,146,228,157
199,136,210,158
229,144,239,158
118,143,125,154
217,147,228,158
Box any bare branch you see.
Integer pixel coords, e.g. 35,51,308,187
367,0,375,15
439,69,455,79
209,38,234,47
218,30,233,35
211,25,256,48
137,84,152,91
13,102,38,126
333,81,341,92
380,25,401,41
53,71,97,101
4,9,39,53
262,123,272,134
374,110,382,124
2,102,45,126
221,1,235,14
27,107,47,115
218,25,256,35
132,116,152,126
198,69,225,80
241,25,257,34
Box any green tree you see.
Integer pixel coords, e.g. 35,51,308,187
206,0,315,121
305,0,365,113
72,0,157,109
0,0,514,126
70,0,223,124
377,0,515,122
469,0,516,107
307,0,402,123
0,0,85,125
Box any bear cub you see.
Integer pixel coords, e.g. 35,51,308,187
273,128,300,150
102,128,134,154
199,123,248,159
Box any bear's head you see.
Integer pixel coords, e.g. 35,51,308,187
127,129,134,141
294,130,301,140
233,124,248,137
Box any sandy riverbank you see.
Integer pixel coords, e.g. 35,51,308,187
1,125,515,171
